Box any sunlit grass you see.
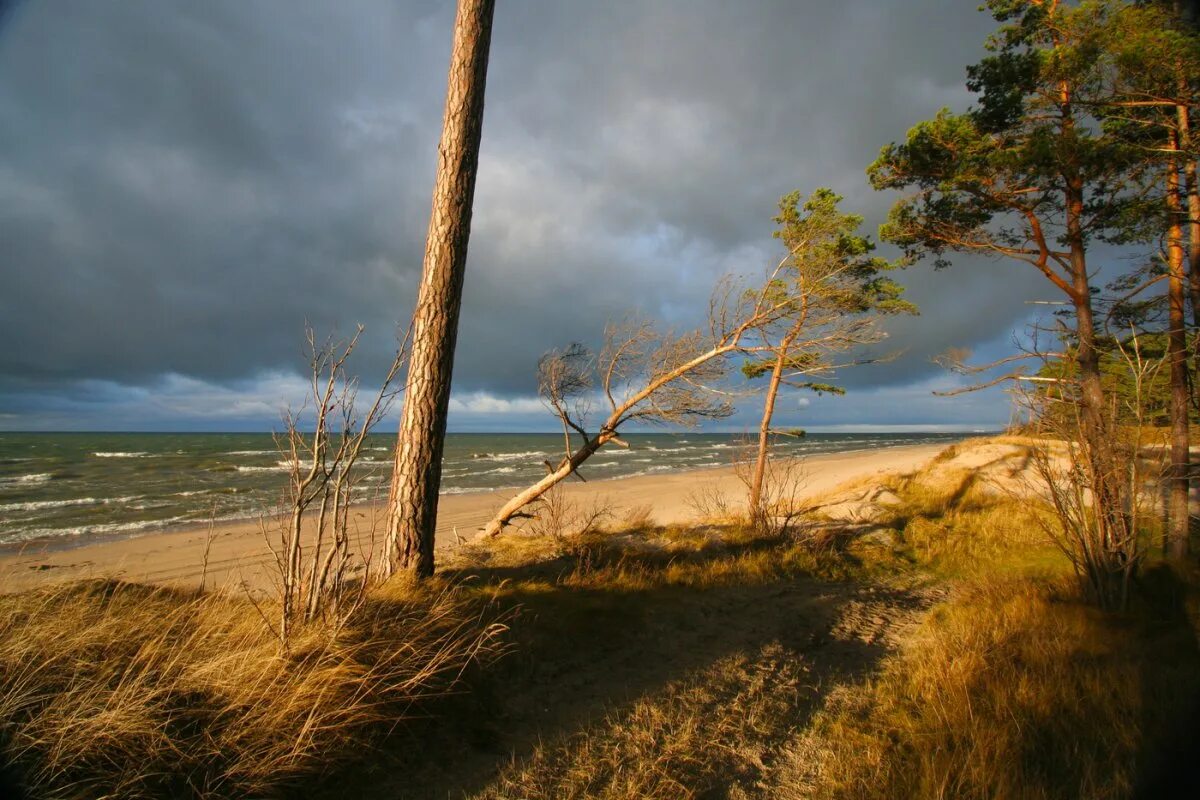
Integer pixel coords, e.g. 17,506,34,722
0,578,505,798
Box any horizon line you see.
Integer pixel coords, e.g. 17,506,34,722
0,427,1001,435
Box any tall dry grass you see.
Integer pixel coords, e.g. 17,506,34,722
0,578,505,799
796,573,1200,800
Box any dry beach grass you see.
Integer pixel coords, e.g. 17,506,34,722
0,438,1198,798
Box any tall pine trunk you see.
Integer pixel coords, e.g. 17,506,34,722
1171,2,1200,406
1166,126,1192,559
385,0,495,578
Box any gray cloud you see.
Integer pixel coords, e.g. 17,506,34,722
0,0,1050,429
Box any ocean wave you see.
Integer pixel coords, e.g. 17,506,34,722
0,473,53,487
469,450,548,462
236,465,290,473
92,451,152,458
628,465,678,477
439,486,482,495
129,500,174,511
175,487,249,496
1,516,189,545
225,450,276,456
482,466,519,475
0,495,140,513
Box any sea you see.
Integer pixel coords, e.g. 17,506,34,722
0,431,972,550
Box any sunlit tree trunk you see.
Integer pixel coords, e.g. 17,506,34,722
1177,79,1200,410
385,0,495,578
1166,126,1192,559
1059,84,1129,566
748,333,795,521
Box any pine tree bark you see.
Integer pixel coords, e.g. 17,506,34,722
1166,126,1192,559
385,0,495,578
1178,94,1200,408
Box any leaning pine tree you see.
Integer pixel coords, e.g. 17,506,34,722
385,0,496,578
741,188,913,525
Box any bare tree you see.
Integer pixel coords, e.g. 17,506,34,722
385,0,495,579
268,326,407,649
479,272,809,538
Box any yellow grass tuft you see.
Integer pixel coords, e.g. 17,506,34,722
0,578,505,798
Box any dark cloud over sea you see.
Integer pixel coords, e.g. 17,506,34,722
0,1,1048,431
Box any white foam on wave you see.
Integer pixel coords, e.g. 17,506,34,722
470,450,548,463
439,486,489,496
0,473,53,488
0,495,141,513
225,450,276,456
626,465,676,477
92,451,151,458
1,516,190,545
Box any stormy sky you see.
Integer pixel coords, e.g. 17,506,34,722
0,1,1052,432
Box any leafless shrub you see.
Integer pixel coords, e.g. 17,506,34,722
716,438,813,538
685,483,740,525
622,504,655,531
266,325,408,648
522,487,611,553
1021,330,1164,610
739,450,812,539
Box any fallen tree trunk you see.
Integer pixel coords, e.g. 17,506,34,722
480,257,812,538
481,331,747,537
481,429,617,537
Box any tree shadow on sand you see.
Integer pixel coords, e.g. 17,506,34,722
310,528,934,799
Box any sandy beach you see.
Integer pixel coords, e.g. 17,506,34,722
0,443,947,594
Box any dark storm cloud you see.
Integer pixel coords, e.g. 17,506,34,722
0,0,1049,429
